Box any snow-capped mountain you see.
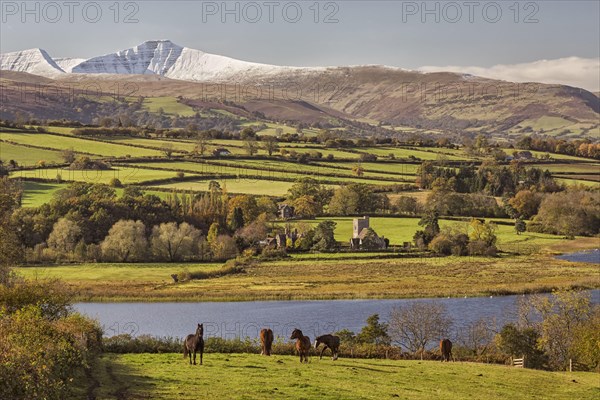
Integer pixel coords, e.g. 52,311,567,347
0,40,321,82
54,57,87,73
0,48,65,76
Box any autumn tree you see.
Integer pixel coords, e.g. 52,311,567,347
395,196,419,215
352,164,364,177
101,220,148,262
291,195,320,218
0,178,23,284
61,147,76,164
532,190,600,237
150,222,201,261
509,190,541,219
228,195,258,224
47,218,82,255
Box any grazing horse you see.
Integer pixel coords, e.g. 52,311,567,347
260,328,274,356
314,334,340,360
290,328,311,363
440,338,452,362
183,323,204,365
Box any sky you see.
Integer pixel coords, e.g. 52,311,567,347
1,0,599,90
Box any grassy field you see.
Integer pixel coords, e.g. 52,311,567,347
284,216,572,249
20,181,67,207
0,132,163,157
12,166,193,184
16,254,599,302
131,161,397,186
72,353,600,400
149,179,298,196
142,97,197,117
19,182,173,207
0,141,66,165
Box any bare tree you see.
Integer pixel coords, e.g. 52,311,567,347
244,139,258,156
263,136,279,156
161,143,174,158
388,301,452,359
456,318,497,358
195,138,209,156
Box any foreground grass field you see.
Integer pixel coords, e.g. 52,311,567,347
17,254,599,302
73,353,599,400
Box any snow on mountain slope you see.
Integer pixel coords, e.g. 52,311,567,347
164,46,315,82
0,40,325,83
54,58,86,73
71,40,319,82
72,40,184,75
0,48,64,77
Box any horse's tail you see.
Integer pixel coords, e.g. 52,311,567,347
183,342,188,358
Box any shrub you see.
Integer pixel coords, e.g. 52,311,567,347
109,178,123,188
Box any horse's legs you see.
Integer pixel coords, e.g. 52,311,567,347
320,346,326,360
200,348,203,365
188,349,192,365
193,350,197,365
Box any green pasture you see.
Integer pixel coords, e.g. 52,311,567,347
142,97,197,117
75,353,600,400
149,179,297,196
11,166,191,185
0,141,65,165
0,132,163,157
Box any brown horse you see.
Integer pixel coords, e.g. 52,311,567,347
183,323,204,365
290,328,311,363
440,338,452,362
314,334,340,360
260,328,274,356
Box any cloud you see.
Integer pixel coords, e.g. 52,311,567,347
419,57,600,92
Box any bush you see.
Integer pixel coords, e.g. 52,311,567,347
468,240,497,256
109,178,123,188
496,324,548,369
0,281,102,400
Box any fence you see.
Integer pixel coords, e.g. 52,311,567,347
512,355,525,368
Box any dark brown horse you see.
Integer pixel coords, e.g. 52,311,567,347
314,334,340,360
183,323,204,365
290,328,311,363
440,338,452,362
260,328,274,356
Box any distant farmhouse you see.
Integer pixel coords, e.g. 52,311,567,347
261,227,298,249
212,148,231,157
278,204,295,220
349,216,388,250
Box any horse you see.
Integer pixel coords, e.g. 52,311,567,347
183,323,204,365
260,328,274,356
290,328,311,363
440,338,452,362
314,334,340,360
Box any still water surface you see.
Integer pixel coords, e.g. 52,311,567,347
75,290,599,340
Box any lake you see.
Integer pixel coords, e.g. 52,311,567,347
75,290,599,340
556,248,600,264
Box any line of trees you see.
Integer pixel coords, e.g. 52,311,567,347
336,290,599,371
